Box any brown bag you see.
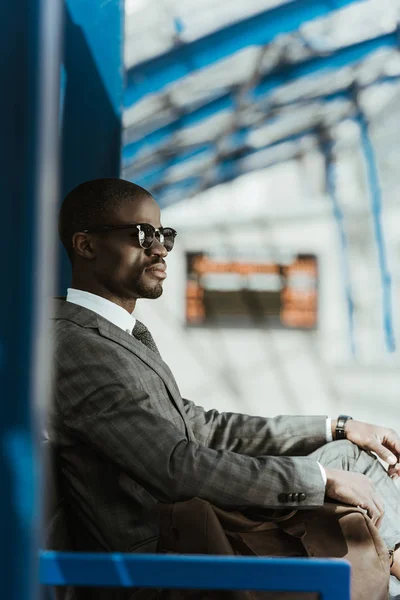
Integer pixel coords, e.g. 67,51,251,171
278,503,390,600
157,498,390,600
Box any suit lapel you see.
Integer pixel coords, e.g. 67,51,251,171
97,320,191,435
53,299,189,431
97,318,181,400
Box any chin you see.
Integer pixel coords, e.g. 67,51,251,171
137,283,164,300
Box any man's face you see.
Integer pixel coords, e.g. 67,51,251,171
91,196,169,301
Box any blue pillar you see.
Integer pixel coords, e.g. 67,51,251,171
320,135,356,356
357,110,396,353
0,1,63,599
59,0,124,293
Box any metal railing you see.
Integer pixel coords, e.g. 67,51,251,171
40,551,351,599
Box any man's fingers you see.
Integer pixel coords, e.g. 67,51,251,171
364,497,384,528
388,464,400,479
368,437,397,465
368,491,385,528
384,431,400,457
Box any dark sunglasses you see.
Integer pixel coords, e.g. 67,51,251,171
83,223,177,252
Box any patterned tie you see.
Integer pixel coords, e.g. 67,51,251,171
132,319,161,357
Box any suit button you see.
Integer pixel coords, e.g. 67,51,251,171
292,492,299,501
287,493,294,502
278,493,289,503
299,493,306,501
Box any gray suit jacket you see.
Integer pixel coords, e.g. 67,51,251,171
49,299,327,553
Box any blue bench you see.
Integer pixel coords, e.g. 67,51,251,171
40,550,351,599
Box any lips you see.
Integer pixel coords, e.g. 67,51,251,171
146,263,167,279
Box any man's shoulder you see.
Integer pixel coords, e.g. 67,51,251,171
51,299,147,369
52,297,98,328
51,302,135,363
52,299,96,342
52,317,101,357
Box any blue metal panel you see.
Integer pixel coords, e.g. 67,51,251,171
40,551,351,600
125,0,363,106
0,1,62,599
59,0,124,294
123,30,398,165
357,111,396,352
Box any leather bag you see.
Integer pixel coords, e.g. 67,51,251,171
157,498,390,600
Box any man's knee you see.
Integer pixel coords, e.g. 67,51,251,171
333,439,361,460
311,439,366,470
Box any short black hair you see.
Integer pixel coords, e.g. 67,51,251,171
58,178,153,263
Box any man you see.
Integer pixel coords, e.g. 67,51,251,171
51,178,400,599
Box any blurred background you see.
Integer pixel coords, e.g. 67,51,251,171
122,0,400,429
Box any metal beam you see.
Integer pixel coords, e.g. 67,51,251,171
127,143,216,189
125,0,364,107
321,135,357,356
125,106,341,185
123,30,398,166
357,110,396,352
145,129,317,208
125,71,400,194
0,1,62,599
40,551,351,599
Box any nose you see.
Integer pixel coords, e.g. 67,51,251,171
148,237,168,259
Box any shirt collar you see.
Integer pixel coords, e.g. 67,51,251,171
66,288,136,334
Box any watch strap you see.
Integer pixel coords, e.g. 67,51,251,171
335,414,353,440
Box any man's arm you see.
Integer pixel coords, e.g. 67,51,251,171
182,398,328,457
54,332,326,511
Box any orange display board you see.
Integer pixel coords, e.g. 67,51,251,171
186,252,318,329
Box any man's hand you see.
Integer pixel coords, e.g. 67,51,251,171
325,468,384,527
332,419,400,480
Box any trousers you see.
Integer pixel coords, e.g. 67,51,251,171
310,439,400,551
311,439,400,600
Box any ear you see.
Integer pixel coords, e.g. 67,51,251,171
72,232,96,260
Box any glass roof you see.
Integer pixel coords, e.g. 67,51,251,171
122,0,400,207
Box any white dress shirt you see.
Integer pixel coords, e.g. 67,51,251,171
66,287,330,487
66,288,136,334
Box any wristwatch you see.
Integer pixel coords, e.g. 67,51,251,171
335,414,353,440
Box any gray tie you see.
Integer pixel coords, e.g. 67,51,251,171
132,319,161,357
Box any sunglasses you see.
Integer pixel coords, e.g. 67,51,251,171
83,223,177,252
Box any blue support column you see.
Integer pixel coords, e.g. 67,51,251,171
59,0,124,293
0,1,63,599
357,110,396,352
321,136,356,356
